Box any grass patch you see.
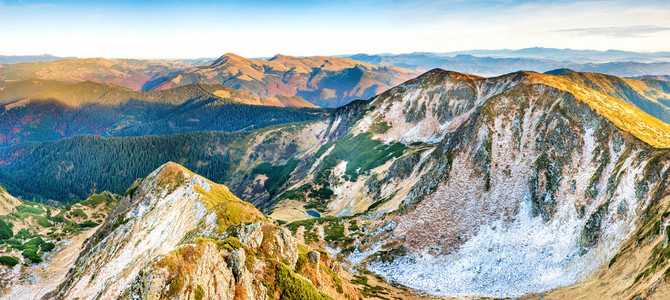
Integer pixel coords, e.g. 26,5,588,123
275,262,333,300
80,191,117,208
321,263,343,293
16,205,44,215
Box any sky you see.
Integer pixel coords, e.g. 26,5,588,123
1,0,669,59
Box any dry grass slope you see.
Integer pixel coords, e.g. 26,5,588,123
526,72,670,148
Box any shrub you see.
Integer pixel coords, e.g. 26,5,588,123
50,215,67,224
15,228,32,239
62,222,80,234
304,232,320,244
252,158,301,197
70,209,87,219
21,248,42,263
0,219,13,240
166,275,184,297
80,192,115,208
194,285,205,300
25,237,44,247
4,238,21,245
40,242,55,252
79,220,99,228
0,256,19,267
34,215,52,227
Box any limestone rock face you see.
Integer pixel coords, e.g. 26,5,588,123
126,243,236,300
44,162,275,300
308,251,321,264
50,163,216,299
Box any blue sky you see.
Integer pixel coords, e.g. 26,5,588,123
1,0,669,58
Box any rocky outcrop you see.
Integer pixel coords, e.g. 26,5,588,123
39,162,356,300
46,162,263,299
126,242,236,300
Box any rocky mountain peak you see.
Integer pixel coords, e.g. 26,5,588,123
207,52,251,68
48,162,265,299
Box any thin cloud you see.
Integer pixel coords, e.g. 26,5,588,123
557,25,670,37
87,14,100,20
27,3,58,9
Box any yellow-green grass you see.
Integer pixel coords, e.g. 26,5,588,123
526,72,670,148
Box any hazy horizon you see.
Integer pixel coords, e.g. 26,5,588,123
4,46,670,61
1,0,669,59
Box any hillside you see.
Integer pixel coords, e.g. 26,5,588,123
0,80,323,146
3,69,670,298
0,162,366,299
0,79,316,108
0,189,118,299
550,71,670,124
149,53,419,107
0,58,187,90
0,79,67,104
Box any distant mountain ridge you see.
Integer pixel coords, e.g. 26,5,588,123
439,47,670,63
0,58,187,90
345,52,670,77
4,50,670,108
631,74,670,81
0,54,76,64
148,53,419,107
0,54,419,108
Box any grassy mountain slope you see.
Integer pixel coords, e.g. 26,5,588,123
0,79,67,104
150,53,419,107
551,71,670,124
0,80,324,146
526,72,670,148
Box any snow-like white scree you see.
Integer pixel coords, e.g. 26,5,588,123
370,199,588,297
368,155,646,300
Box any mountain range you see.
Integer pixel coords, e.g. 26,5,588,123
439,47,670,63
0,54,76,64
2,52,670,299
346,52,670,77
0,54,419,108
